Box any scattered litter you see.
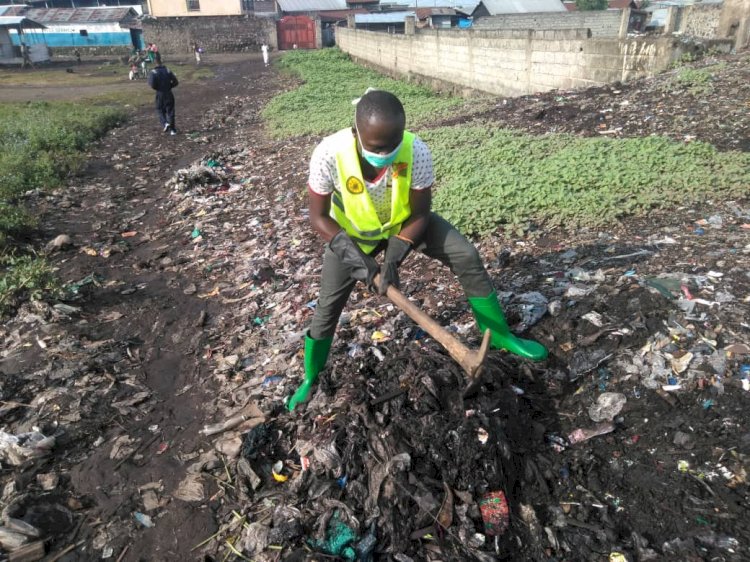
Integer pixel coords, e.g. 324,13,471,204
588,393,627,422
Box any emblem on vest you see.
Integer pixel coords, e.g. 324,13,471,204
345,176,365,195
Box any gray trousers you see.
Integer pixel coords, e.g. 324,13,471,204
309,213,494,340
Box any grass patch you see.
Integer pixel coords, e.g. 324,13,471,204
664,64,724,95
262,48,473,137
424,127,750,236
0,101,125,234
0,252,60,315
0,100,124,311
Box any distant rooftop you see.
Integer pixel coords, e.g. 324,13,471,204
481,0,565,14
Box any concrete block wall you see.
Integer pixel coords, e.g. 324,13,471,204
336,27,717,97
473,11,623,37
142,15,277,54
678,3,722,39
719,0,750,47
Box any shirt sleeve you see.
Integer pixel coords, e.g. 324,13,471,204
411,137,435,190
308,138,337,196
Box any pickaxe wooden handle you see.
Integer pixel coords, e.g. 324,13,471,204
374,274,491,381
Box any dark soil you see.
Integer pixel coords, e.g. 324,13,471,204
0,52,748,562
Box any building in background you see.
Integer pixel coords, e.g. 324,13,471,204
146,0,251,17
0,5,141,48
0,10,49,63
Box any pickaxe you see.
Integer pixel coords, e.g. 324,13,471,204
374,274,491,391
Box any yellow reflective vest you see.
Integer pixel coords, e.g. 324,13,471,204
331,129,415,254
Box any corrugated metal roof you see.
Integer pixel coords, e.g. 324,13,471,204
277,0,347,12
396,0,481,12
415,7,457,18
0,5,25,16
318,8,367,19
355,10,414,22
14,7,138,23
482,0,566,15
0,15,46,28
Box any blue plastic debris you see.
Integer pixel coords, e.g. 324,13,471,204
598,368,611,392
667,376,678,386
694,227,705,235
262,376,282,387
337,475,348,489
702,399,714,410
134,512,154,528
412,328,427,340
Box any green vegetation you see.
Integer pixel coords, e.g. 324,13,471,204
0,102,125,231
575,0,608,10
663,63,725,94
0,101,123,312
424,127,750,235
262,49,470,137
263,50,750,238
0,252,60,314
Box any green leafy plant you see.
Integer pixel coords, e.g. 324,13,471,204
0,252,60,315
575,0,608,10
262,48,471,137
424,127,750,236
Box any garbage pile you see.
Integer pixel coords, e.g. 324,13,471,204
161,144,750,561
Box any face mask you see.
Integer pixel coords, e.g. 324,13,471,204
357,129,402,169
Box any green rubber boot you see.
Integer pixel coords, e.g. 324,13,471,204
468,292,548,361
288,332,333,412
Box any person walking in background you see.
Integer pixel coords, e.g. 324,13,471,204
20,42,34,69
147,53,179,135
193,43,202,64
261,43,269,67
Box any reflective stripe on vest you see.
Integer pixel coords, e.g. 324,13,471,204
331,130,414,254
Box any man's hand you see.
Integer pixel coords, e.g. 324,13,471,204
329,231,378,288
378,236,412,295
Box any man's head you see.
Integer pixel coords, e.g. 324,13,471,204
354,90,405,159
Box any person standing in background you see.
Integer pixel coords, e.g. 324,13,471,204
193,43,202,65
261,43,269,67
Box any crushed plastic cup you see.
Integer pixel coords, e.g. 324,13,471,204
479,490,510,536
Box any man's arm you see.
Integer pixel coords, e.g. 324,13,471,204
170,71,179,88
308,190,341,242
397,187,431,245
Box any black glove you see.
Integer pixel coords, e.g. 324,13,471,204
378,236,412,295
329,230,378,288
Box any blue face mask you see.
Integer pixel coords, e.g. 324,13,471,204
357,129,402,169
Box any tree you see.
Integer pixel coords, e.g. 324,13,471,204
575,0,608,10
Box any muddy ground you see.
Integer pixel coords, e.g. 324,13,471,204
0,53,748,562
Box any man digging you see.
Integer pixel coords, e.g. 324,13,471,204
288,89,548,411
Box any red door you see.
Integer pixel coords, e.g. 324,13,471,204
277,16,316,50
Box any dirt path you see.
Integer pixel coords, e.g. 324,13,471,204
1,54,280,561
